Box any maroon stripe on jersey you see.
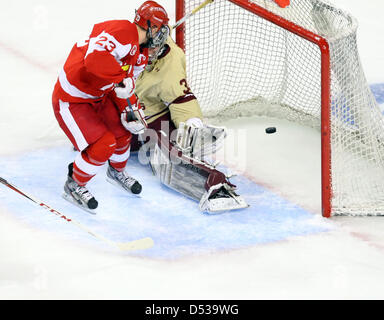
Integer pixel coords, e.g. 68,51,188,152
171,94,197,104
158,45,171,59
144,108,169,121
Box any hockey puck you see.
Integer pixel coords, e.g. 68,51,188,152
265,127,276,134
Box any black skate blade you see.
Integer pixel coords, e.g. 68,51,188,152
106,177,142,198
62,192,97,215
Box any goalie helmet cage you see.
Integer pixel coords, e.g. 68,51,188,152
175,0,384,217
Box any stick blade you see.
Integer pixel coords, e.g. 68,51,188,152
116,237,154,251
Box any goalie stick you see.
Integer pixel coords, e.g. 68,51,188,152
0,177,154,251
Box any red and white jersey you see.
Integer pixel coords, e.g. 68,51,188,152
53,20,148,104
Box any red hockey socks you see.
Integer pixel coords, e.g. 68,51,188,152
72,131,117,186
108,134,132,172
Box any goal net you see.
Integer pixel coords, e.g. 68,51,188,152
175,0,384,217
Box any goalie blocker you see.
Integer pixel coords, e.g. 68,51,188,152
140,120,249,213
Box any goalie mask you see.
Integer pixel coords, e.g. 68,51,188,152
147,25,170,63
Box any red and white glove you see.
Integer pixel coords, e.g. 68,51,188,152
120,97,148,135
115,77,135,99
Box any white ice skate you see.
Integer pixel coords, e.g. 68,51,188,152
62,163,98,214
63,176,98,214
106,165,142,195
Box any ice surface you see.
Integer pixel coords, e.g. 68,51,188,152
0,147,330,259
1,0,384,299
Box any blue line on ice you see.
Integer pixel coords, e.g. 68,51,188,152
0,146,330,259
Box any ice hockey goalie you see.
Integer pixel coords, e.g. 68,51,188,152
131,34,249,213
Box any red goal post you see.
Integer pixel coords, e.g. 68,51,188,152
175,0,384,217
175,0,332,217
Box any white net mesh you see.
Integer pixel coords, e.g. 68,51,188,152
179,0,384,216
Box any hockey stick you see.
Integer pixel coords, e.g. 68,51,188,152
172,0,215,30
125,97,149,149
125,97,156,174
0,177,154,251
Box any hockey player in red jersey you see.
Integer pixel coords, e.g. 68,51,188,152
52,1,169,212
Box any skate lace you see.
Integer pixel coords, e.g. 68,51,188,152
116,171,136,187
75,186,94,202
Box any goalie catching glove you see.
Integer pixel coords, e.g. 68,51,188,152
176,118,227,159
120,95,148,135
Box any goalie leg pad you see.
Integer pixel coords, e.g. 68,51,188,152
150,132,249,212
199,182,249,214
150,142,208,201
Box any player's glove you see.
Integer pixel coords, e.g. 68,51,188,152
115,77,135,99
120,97,148,135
